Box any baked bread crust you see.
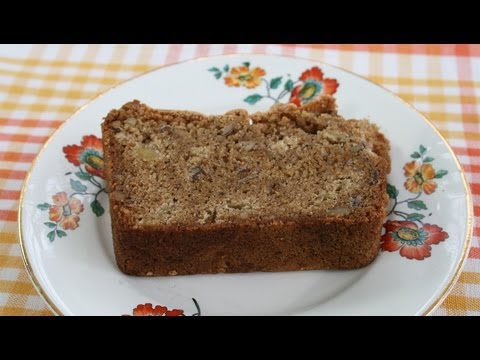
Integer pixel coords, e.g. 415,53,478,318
101,97,390,276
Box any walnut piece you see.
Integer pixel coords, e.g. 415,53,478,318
222,124,237,136
190,166,205,181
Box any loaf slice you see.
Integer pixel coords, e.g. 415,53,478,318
101,96,390,276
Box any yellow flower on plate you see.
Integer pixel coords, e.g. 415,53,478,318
224,65,266,89
403,161,437,195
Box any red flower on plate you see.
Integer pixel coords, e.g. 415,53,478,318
63,135,105,178
289,66,339,106
130,303,185,316
381,220,449,260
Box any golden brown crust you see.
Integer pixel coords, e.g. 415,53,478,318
101,97,390,276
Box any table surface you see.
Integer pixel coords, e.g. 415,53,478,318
0,44,478,316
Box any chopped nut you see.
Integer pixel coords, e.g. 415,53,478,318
159,124,173,134
159,202,176,215
351,195,363,207
110,120,122,129
271,140,289,153
200,209,217,224
313,198,323,206
370,169,380,184
351,143,365,153
238,172,259,183
327,207,351,216
190,166,205,181
237,167,250,179
227,202,246,210
239,141,256,151
323,130,346,144
111,191,126,202
146,271,153,276
266,182,279,195
168,270,178,276
266,184,274,195
114,132,128,141
125,117,137,126
222,123,237,136
283,136,299,147
190,146,211,158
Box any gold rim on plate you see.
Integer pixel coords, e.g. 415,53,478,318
17,53,473,316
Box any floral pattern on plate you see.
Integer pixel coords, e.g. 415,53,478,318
208,62,338,106
382,145,449,260
36,135,107,242
126,298,201,316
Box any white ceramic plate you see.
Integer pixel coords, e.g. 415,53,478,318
19,54,472,316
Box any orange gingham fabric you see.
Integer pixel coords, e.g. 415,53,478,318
0,44,478,316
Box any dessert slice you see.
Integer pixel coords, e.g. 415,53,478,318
101,96,390,276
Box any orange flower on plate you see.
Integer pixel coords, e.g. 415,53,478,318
403,161,437,195
63,135,105,178
224,65,266,89
289,66,339,106
381,221,448,260
131,303,185,316
48,192,84,230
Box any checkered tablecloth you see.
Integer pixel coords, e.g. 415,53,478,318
0,44,478,316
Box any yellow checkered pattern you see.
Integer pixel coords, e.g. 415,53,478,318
0,44,478,316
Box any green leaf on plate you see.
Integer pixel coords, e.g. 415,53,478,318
284,79,294,91
423,156,434,163
70,179,87,193
208,67,222,79
91,199,105,217
270,77,282,89
242,61,250,68
408,200,427,210
75,171,92,180
37,203,51,211
434,169,448,179
407,213,425,221
244,94,263,105
47,230,56,242
56,230,67,238
44,222,56,229
387,184,399,199
223,64,229,72
410,152,421,159
419,145,427,155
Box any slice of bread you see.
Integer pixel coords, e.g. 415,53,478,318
101,96,390,276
